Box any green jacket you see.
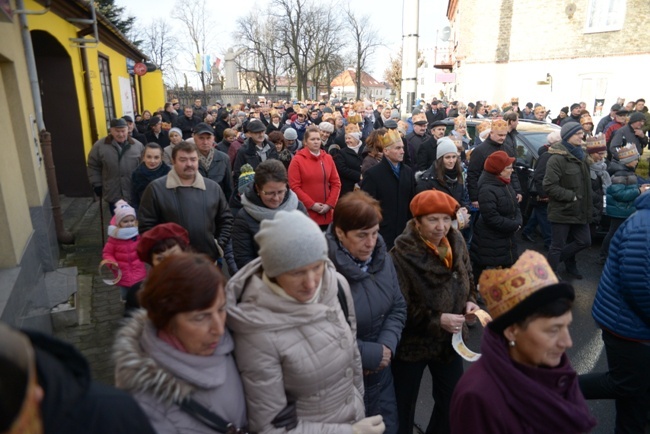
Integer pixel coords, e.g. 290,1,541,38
543,142,592,224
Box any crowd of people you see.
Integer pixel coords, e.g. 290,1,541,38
2,94,650,433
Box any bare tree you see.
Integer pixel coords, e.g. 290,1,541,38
346,8,381,100
236,11,285,93
384,48,424,100
171,0,214,94
142,18,180,87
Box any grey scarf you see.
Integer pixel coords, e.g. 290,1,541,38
241,190,300,222
199,148,215,172
590,160,611,189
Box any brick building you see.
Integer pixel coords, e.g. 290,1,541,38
441,0,650,117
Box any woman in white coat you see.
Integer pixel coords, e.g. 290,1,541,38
227,210,385,434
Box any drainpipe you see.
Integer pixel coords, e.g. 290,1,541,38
15,0,74,244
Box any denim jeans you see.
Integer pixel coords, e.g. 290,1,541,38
523,204,551,248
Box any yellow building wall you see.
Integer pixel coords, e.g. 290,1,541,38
0,16,38,267
140,70,166,113
25,0,165,157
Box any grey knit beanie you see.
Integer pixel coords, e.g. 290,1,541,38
560,122,583,141
255,210,328,278
436,137,458,160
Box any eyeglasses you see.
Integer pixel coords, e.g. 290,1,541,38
260,189,287,198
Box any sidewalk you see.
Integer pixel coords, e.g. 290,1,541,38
55,196,124,385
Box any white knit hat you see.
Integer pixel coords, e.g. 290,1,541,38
436,137,458,160
255,210,328,278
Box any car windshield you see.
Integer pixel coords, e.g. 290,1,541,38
522,132,550,154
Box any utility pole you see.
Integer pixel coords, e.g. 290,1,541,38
400,0,419,118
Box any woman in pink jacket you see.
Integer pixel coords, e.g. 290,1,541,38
288,126,342,229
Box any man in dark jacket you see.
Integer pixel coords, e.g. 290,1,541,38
609,111,649,156
466,119,522,208
174,106,202,139
139,141,233,261
425,100,446,124
192,98,207,120
123,115,146,145
232,119,279,183
362,129,415,249
405,113,429,167
0,322,155,434
560,103,582,125
144,116,170,148
415,120,447,172
193,122,233,201
595,103,621,134
213,111,230,143
543,122,592,278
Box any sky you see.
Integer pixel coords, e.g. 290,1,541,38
117,0,448,87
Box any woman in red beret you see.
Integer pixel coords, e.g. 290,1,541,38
470,150,522,278
390,190,479,434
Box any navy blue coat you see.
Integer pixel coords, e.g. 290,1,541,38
326,230,406,434
592,192,650,340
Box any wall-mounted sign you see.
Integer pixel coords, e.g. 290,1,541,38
0,0,13,22
133,63,147,76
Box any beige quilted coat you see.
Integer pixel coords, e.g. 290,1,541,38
226,257,365,433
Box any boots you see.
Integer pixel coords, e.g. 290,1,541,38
564,258,583,280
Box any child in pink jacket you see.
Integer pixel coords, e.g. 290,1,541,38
102,199,146,300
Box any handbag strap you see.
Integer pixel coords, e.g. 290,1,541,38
178,397,244,433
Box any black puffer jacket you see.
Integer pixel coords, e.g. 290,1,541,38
415,169,470,211
470,172,521,268
466,137,522,201
335,144,364,196
231,189,307,269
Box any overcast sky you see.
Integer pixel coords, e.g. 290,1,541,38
117,0,448,86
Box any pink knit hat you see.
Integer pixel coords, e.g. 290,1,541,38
114,199,136,225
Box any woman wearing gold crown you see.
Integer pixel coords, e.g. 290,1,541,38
390,190,478,434
450,250,597,434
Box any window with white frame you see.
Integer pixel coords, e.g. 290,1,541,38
584,0,626,33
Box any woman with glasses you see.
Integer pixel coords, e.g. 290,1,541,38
232,159,307,269
470,151,522,278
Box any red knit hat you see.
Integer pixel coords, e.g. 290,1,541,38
484,151,515,175
137,223,190,264
410,190,460,218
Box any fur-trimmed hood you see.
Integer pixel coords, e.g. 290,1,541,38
114,309,236,405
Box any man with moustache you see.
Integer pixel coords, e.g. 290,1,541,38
138,141,233,261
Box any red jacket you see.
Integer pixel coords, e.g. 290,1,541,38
288,148,341,225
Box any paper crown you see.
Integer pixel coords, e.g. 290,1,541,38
321,113,334,122
412,113,427,124
479,250,559,321
269,110,279,118
511,97,519,103
580,114,593,125
378,129,403,149
454,115,467,126
476,120,492,133
345,123,361,134
353,101,365,112
491,119,508,132
585,134,606,152
347,113,363,124
616,143,640,163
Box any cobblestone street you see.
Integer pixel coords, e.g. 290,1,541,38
55,196,124,385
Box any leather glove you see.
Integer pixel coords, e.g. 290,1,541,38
352,415,385,434
93,186,103,197
271,400,298,430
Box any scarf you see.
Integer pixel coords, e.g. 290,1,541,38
262,272,322,304
590,160,612,189
416,228,453,269
562,140,585,161
337,240,373,272
256,144,271,162
387,159,401,178
241,189,300,222
199,147,215,172
108,225,139,240
348,141,363,154
480,327,597,434
497,175,512,185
